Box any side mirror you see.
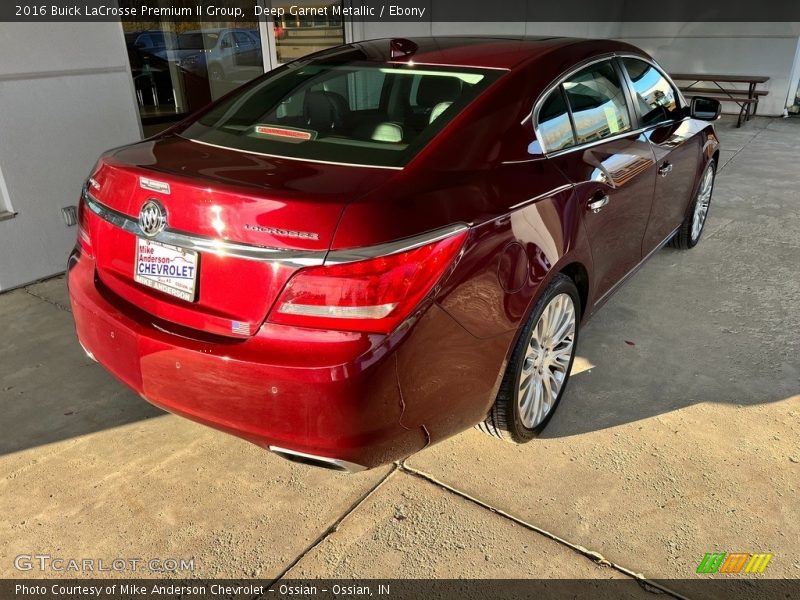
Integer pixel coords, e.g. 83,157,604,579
221,38,232,49
690,96,722,121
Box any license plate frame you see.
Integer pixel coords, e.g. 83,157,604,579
134,237,199,302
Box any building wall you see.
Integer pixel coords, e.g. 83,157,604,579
353,20,800,116
0,23,142,291
617,22,800,116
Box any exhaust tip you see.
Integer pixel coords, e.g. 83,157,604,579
269,446,367,473
78,340,97,362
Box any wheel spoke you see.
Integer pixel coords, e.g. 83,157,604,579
541,372,553,412
521,378,536,424
517,292,576,429
533,379,544,423
551,316,574,345
550,322,568,344
550,347,572,370
519,370,534,393
537,303,551,341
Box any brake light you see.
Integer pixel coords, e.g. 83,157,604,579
269,228,469,333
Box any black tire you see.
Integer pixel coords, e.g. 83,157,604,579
478,273,580,443
669,159,716,250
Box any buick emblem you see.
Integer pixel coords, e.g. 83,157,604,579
139,199,167,237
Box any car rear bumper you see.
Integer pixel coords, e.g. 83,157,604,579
67,249,430,470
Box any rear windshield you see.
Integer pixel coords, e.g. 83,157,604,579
179,61,502,168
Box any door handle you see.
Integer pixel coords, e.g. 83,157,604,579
587,194,610,213
658,162,673,177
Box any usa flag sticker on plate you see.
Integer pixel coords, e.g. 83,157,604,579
231,321,252,336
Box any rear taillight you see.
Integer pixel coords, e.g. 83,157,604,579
77,173,101,256
77,193,93,257
268,227,469,333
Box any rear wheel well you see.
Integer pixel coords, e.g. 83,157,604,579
559,262,588,319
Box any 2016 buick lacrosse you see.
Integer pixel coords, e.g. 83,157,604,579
69,37,720,471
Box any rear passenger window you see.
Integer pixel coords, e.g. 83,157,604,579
622,58,680,126
563,61,631,144
537,88,575,152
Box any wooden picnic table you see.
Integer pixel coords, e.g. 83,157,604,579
670,73,770,127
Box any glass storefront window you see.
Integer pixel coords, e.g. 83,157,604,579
270,0,345,64
120,1,346,134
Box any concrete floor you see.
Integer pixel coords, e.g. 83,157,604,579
1,116,798,597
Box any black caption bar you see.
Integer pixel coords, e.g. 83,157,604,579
2,0,800,22
2,579,800,600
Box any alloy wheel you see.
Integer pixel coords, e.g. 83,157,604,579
691,166,714,242
517,293,576,428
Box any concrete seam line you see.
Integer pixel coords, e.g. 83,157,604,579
704,218,735,241
717,118,771,174
24,288,72,313
256,464,399,595
0,271,67,295
399,463,693,600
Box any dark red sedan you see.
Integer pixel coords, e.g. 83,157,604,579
69,37,720,471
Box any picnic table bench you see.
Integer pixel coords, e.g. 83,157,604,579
670,73,770,127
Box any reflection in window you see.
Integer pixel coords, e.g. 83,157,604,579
348,70,386,110
183,64,499,168
622,58,679,126
121,14,266,135
538,87,575,152
272,0,345,64
563,61,631,144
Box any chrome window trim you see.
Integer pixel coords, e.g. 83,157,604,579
82,189,326,267
324,223,470,265
185,138,406,171
544,125,650,158
531,52,689,156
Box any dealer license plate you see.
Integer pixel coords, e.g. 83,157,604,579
134,238,198,302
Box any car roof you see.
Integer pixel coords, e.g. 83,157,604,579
346,37,644,70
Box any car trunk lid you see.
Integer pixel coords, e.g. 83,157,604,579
87,136,395,338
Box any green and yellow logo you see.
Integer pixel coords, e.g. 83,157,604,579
696,552,773,574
